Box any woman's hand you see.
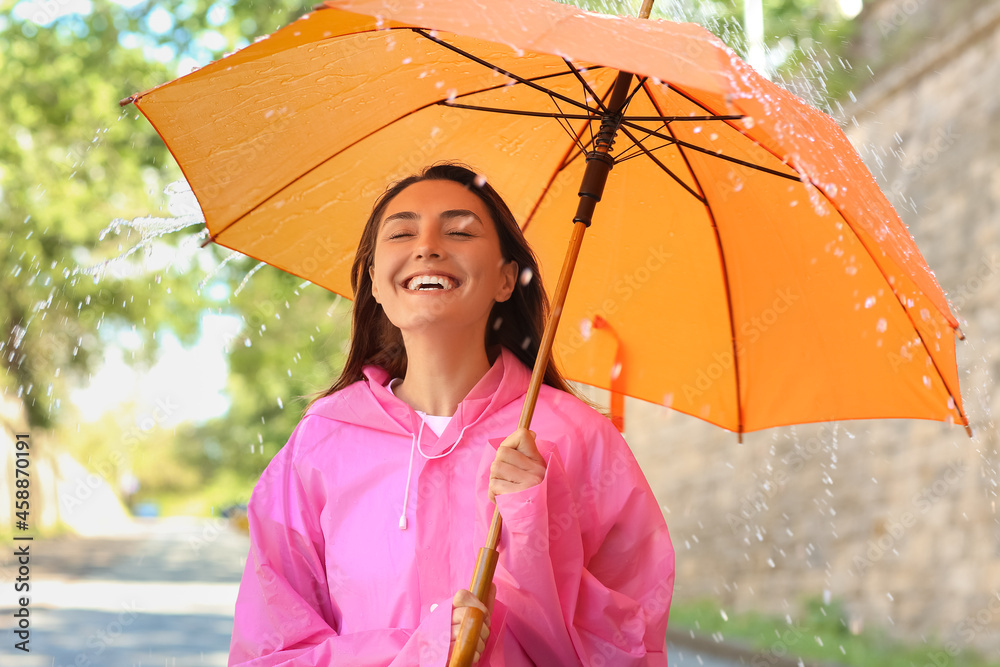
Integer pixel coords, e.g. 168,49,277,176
450,585,496,664
488,428,546,502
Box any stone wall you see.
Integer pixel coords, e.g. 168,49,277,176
623,0,1000,655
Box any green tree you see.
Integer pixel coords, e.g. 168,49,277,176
183,264,348,496
0,3,207,428
1,0,335,510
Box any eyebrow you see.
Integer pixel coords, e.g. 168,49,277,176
382,209,483,226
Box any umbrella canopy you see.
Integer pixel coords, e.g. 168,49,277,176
124,0,969,437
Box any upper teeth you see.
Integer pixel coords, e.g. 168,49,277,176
406,275,456,290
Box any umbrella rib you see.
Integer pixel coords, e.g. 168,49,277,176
564,58,609,114
666,88,968,420
543,86,593,156
522,77,619,234
560,78,619,172
207,68,597,244
438,105,746,124
629,114,746,122
439,103,597,121
615,124,705,203
412,29,602,116
563,58,601,150
641,80,745,438
520,120,592,234
620,120,801,182
656,82,811,183
445,67,610,105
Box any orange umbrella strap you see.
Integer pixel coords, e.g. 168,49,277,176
592,315,625,433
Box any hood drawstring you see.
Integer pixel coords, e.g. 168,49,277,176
398,419,473,530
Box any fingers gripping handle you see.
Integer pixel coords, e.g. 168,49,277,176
449,546,499,667
450,606,487,667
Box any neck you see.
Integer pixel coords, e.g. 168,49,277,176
394,326,492,416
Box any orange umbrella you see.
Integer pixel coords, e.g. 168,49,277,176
123,0,968,437
123,0,969,661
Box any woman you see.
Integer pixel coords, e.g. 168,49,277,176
229,164,674,665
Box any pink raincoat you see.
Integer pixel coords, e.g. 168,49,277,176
229,347,674,665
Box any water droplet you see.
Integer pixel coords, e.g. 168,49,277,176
947,396,956,410
610,362,622,380
277,397,284,409
520,336,531,350
693,126,702,134
474,173,487,188
876,318,888,333
519,266,533,285
864,296,876,308
579,319,592,341
923,376,931,388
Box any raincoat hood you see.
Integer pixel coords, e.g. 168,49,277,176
307,346,530,454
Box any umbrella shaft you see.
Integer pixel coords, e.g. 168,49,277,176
453,69,639,667
574,70,634,227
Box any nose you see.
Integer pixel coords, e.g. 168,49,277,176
414,226,445,260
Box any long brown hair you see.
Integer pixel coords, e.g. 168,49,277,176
311,163,576,404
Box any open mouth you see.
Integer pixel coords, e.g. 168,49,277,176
405,275,458,291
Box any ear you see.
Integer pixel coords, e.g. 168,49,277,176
369,264,380,304
495,260,517,303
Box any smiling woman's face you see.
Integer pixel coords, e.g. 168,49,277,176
370,179,517,338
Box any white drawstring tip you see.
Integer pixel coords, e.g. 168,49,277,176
399,514,407,530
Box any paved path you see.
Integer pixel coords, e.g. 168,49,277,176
0,518,742,666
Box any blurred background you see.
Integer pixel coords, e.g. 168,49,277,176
0,0,997,664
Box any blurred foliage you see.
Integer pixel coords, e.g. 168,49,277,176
1,0,345,505
670,596,997,667
0,1,205,427
178,265,349,499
